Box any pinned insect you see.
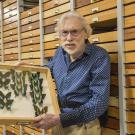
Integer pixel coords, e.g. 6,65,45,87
33,104,48,116
0,91,13,110
0,71,11,90
28,72,45,105
10,70,27,96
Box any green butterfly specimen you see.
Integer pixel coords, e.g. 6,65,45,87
0,71,11,90
33,104,48,116
0,91,14,110
28,72,45,105
10,70,27,96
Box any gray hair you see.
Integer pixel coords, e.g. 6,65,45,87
57,11,92,38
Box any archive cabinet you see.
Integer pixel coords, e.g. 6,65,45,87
0,0,135,135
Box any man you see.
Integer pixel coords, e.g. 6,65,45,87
34,11,110,135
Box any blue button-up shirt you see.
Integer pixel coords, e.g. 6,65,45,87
47,42,110,127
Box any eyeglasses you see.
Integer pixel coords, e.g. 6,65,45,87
60,28,84,37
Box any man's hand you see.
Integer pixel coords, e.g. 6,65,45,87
33,113,60,130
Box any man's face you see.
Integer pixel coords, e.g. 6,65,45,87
59,18,87,56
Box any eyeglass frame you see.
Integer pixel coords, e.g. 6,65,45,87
59,28,84,38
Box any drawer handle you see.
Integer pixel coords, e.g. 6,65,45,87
91,7,99,13
54,18,59,23
28,11,32,16
54,0,59,5
54,9,59,14
55,44,60,47
90,0,98,3
54,27,58,32
10,56,14,59
28,18,32,23
29,48,33,51
29,40,33,44
54,34,59,40
28,25,32,30
92,37,99,43
10,32,13,35
10,38,13,41
30,54,33,58
30,33,33,36
30,62,34,65
92,17,99,23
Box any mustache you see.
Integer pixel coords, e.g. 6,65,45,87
62,41,76,46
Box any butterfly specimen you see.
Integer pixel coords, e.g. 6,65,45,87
33,104,48,116
0,91,14,110
0,71,11,90
10,70,27,96
28,72,45,105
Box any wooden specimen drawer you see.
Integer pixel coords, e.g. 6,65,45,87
85,8,116,25
21,6,39,19
89,31,117,43
21,21,39,33
102,128,119,135
22,36,40,46
3,34,18,43
21,44,40,53
125,28,135,40
4,16,17,25
110,85,119,97
4,41,18,49
76,0,116,16
125,16,135,28
111,75,118,86
44,49,56,58
108,107,119,119
75,0,101,8
21,14,39,26
21,59,41,65
3,21,17,31
44,23,56,34
43,0,69,11
4,2,16,14
127,111,135,122
3,60,18,65
110,53,118,63
125,40,135,52
21,51,40,59
43,3,70,19
4,53,18,61
126,88,135,98
126,99,135,111
75,0,92,8
124,0,135,5
43,13,63,26
125,52,135,63
124,3,135,16
4,9,17,20
3,28,17,38
44,33,59,42
125,64,135,74
107,117,119,130
21,29,40,39
3,0,16,8
44,40,60,50
127,123,135,134
126,76,135,86
97,42,117,53
4,47,18,55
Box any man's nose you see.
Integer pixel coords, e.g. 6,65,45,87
66,32,73,41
